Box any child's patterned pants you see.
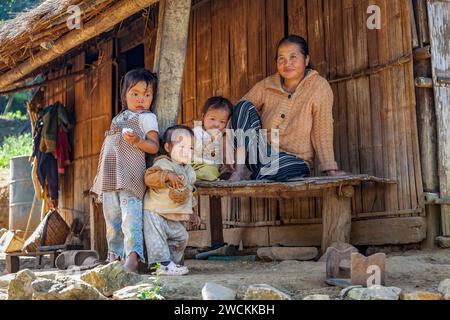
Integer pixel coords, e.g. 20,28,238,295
102,191,145,262
143,210,188,265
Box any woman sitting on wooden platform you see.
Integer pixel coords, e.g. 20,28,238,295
229,35,346,181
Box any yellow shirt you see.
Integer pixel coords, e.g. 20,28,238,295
143,156,197,221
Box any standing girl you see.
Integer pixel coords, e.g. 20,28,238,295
91,68,160,272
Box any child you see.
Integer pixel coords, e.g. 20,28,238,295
91,68,160,273
143,125,201,275
192,96,234,181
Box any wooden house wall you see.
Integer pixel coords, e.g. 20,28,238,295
43,41,114,240
182,0,424,237
40,1,427,250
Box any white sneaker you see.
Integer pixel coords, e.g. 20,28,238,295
156,261,189,276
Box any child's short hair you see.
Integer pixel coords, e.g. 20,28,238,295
162,125,195,154
202,96,233,116
120,68,158,110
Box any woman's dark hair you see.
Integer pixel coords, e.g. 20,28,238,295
162,124,195,154
276,35,313,69
120,68,158,110
202,96,233,116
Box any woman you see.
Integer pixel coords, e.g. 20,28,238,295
230,35,345,181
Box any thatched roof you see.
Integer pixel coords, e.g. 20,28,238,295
0,0,117,76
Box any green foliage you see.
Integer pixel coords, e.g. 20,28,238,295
138,263,165,301
0,92,32,115
0,133,32,168
0,110,28,121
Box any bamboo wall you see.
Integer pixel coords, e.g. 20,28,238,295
42,43,114,236
182,0,424,232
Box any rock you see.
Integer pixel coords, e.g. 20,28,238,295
400,291,443,300
341,285,401,300
339,285,363,298
7,269,36,300
0,290,7,300
257,247,318,262
244,284,291,300
113,283,163,300
438,279,450,300
303,294,330,300
436,236,450,249
0,269,59,290
319,241,358,262
31,277,107,300
80,261,143,297
0,274,14,289
202,282,236,300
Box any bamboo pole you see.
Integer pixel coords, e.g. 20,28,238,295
152,0,192,134
414,45,440,249
0,0,158,90
427,1,450,237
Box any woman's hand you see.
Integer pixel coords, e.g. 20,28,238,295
166,172,184,189
123,132,140,146
325,169,347,176
189,213,203,228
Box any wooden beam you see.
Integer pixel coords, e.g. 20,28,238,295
427,1,450,236
152,0,191,133
188,217,427,248
415,76,433,88
0,0,158,90
413,45,431,61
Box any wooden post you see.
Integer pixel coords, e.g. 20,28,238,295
89,197,107,260
5,255,20,273
321,186,354,253
152,0,192,133
414,45,440,247
2,95,13,114
427,1,450,236
209,196,224,247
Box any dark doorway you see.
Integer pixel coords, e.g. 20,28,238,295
112,43,145,116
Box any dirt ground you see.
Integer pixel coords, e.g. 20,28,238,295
0,168,9,188
0,162,448,299
1,248,449,299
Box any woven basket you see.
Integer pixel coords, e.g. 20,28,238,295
23,210,69,253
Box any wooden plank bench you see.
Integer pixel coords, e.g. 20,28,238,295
195,174,397,253
4,245,68,274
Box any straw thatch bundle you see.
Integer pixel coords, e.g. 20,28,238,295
0,0,116,73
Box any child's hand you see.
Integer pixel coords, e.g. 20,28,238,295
189,213,202,228
123,132,140,145
166,172,184,189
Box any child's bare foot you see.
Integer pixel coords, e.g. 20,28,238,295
108,252,120,263
229,164,251,181
124,252,139,273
